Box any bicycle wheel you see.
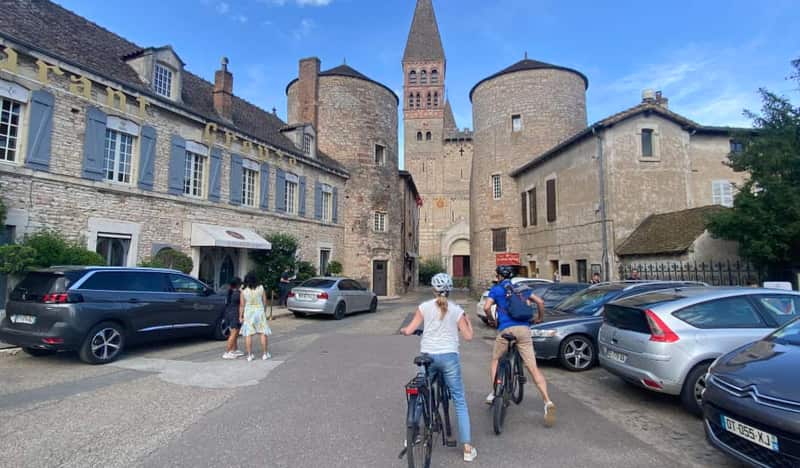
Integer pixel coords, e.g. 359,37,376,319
512,352,525,404
439,382,453,443
407,396,432,468
492,362,509,435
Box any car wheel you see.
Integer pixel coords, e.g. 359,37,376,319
79,322,125,364
22,347,56,357
212,316,230,341
292,311,306,318
369,298,378,313
681,363,711,417
559,335,596,372
333,302,346,320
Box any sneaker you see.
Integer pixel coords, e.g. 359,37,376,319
464,447,477,462
232,350,244,357
485,392,495,405
262,352,272,360
246,354,254,362
544,401,557,427
222,352,236,360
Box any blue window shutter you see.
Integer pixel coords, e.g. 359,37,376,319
259,163,270,211
81,106,107,180
229,154,243,205
298,176,307,217
168,135,186,195
208,147,223,202
275,168,286,212
332,187,339,224
137,125,156,190
25,90,55,171
314,182,323,220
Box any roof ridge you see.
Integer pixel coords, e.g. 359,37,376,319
41,0,143,53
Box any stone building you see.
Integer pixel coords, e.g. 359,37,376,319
286,59,408,296
0,0,351,301
402,0,473,279
510,95,748,283
399,170,421,293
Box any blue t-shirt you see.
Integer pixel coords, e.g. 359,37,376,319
489,280,533,331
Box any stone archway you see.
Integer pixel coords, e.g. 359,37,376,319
440,220,470,278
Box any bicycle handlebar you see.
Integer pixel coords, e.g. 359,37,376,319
413,329,423,336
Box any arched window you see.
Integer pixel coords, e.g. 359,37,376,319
420,70,427,84
425,131,432,141
431,69,439,84
415,93,421,107
199,254,216,290
409,70,417,84
433,92,439,107
426,92,432,107
408,93,414,108
219,254,235,288
416,132,423,141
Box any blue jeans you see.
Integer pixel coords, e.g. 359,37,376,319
428,353,471,445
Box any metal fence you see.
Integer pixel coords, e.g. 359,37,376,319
619,260,763,286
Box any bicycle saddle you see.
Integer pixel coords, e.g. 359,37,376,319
501,333,517,342
414,354,433,367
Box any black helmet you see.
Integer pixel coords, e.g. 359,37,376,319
495,265,514,279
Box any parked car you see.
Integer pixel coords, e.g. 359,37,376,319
531,281,705,371
475,277,552,323
287,277,377,320
703,316,800,467
598,287,800,415
0,267,227,364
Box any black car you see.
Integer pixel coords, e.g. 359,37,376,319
531,281,707,371
703,316,800,468
0,267,227,364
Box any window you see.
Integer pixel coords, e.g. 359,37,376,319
183,150,206,197
303,134,313,155
415,93,421,107
0,98,21,163
491,174,502,200
426,92,432,108
425,132,432,141
756,295,800,326
409,70,417,84
103,129,134,184
420,70,427,84
321,188,332,222
319,248,331,276
408,94,414,108
560,263,571,277
512,114,522,132
712,180,734,207
431,69,439,84
153,63,173,98
285,177,299,214
520,192,527,227
433,92,439,107
416,131,422,141
641,128,654,157
374,144,386,166
80,271,167,292
674,297,767,329
492,228,507,252
546,179,557,222
374,211,387,232
242,167,258,207
96,233,131,266
730,140,744,154
528,188,537,226
168,274,208,294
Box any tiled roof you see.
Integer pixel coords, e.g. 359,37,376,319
403,0,445,62
617,206,729,256
0,0,347,175
284,63,398,104
443,100,458,134
470,58,589,101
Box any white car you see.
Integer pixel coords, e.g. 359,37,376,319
475,278,552,324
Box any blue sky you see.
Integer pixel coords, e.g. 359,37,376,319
58,0,799,166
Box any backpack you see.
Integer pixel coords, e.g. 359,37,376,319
502,282,535,322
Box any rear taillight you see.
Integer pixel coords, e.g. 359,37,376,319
287,291,295,298
406,387,419,396
42,337,64,344
42,293,82,304
317,292,329,300
645,309,679,343
642,378,663,389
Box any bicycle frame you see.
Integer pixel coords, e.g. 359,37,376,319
400,358,456,462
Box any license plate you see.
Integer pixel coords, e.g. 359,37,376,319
722,415,779,452
606,349,627,364
298,294,315,301
10,315,36,325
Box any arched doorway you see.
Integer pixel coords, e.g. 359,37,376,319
449,238,471,278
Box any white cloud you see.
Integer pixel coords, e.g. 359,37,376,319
292,18,315,40
215,2,230,14
235,14,248,23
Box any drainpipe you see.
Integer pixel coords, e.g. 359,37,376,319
593,127,610,281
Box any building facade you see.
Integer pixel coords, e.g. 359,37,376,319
402,0,473,279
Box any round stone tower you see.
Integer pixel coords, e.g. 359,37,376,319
469,58,588,289
286,58,401,296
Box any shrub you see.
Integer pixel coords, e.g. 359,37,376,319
0,245,37,275
453,276,471,289
23,231,104,268
250,233,300,296
0,197,6,227
418,257,445,286
296,261,317,281
327,260,343,276
139,248,193,274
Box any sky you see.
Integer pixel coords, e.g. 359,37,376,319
57,0,800,167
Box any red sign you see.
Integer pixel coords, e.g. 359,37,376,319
496,253,521,266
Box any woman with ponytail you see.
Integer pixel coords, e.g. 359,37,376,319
400,273,477,462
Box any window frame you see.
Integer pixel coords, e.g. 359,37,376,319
492,174,502,200
711,180,734,207
527,187,537,226
641,128,654,158
303,133,313,156
183,150,207,198
95,233,132,267
103,128,135,184
153,63,173,98
374,144,386,166
546,178,557,223
285,178,299,215
491,228,507,252
430,69,439,84
373,211,387,233
511,114,522,133
729,139,744,154
425,131,432,141
0,97,23,164
241,166,259,208
408,70,417,85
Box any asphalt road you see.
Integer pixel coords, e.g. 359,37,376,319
0,290,743,468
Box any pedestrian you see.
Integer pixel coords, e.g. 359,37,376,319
401,273,477,462
552,270,560,283
590,272,602,284
240,272,272,361
278,267,296,306
627,268,641,281
222,277,244,360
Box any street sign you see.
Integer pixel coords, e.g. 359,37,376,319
496,253,521,266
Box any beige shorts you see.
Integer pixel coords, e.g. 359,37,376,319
492,325,536,369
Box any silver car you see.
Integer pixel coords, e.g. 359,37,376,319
598,287,800,415
287,277,378,320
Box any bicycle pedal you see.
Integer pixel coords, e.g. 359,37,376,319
445,440,458,448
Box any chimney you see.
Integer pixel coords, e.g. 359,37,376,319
641,89,656,104
298,57,320,129
213,57,233,121
655,91,669,108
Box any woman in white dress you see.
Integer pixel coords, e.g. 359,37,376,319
239,272,272,361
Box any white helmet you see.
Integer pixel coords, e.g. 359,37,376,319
431,273,453,294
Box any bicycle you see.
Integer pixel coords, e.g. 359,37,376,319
399,330,457,468
491,332,526,435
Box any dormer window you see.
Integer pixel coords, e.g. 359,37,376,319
153,63,173,98
303,134,313,156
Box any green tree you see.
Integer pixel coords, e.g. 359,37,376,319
250,233,300,297
418,257,445,286
0,230,104,273
708,58,800,275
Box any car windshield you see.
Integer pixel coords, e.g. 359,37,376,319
553,287,623,315
771,318,800,346
301,279,336,289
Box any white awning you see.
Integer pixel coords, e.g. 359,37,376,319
190,224,272,250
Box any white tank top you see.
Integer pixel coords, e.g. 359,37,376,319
419,299,464,355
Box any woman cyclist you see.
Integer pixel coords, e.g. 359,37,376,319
400,273,477,462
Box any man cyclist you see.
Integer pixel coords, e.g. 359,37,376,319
484,265,556,427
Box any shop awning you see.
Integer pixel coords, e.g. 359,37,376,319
190,224,272,250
